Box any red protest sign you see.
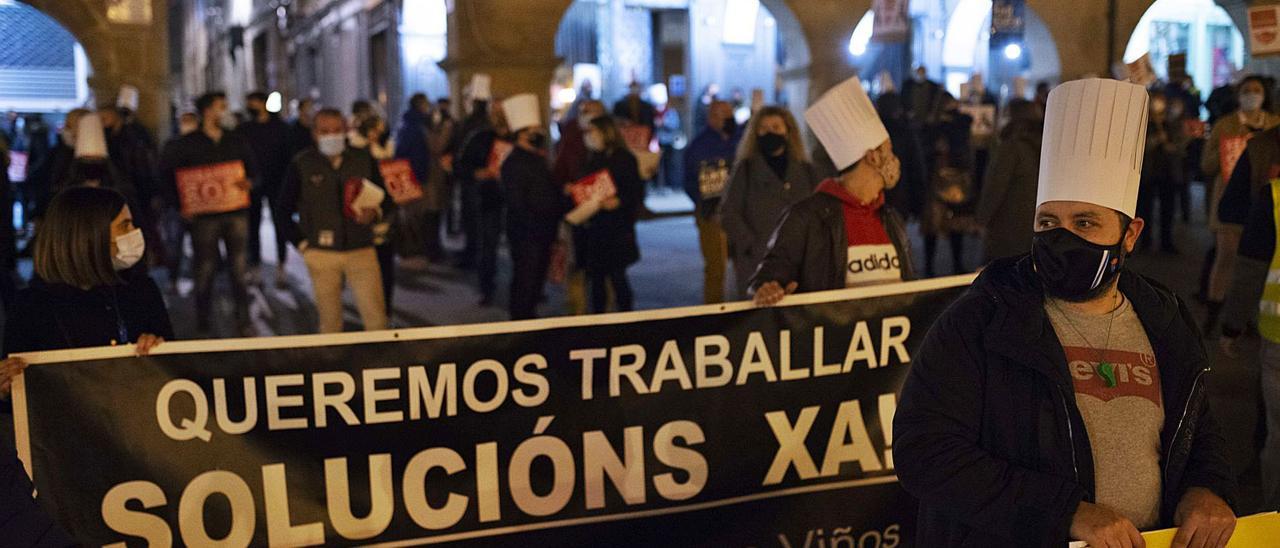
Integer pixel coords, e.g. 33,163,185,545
621,125,653,152
175,160,250,217
1182,119,1207,139
487,140,514,177
1221,135,1252,181
379,159,424,204
1250,6,1280,57
568,169,617,206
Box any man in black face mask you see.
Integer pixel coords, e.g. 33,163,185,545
895,79,1236,548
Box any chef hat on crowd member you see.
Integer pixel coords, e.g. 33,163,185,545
877,70,896,95
804,76,890,171
470,74,492,101
75,113,108,159
502,94,541,133
1037,78,1149,218
116,85,140,111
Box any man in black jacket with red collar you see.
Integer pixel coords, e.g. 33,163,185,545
895,79,1236,547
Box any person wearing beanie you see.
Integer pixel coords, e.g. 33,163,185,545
750,77,916,306
894,79,1236,547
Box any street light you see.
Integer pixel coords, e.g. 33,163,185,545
1003,43,1023,61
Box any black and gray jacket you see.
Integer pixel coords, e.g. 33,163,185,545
279,146,393,252
748,192,915,294
895,256,1236,546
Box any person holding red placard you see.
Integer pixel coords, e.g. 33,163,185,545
455,98,511,306
159,91,257,337
1200,75,1280,333
578,115,645,313
279,109,394,334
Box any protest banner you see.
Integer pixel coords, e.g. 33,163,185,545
174,160,250,217
14,276,976,547
379,159,424,205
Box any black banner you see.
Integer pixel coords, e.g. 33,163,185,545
14,277,972,547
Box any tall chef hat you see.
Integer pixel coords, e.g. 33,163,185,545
470,74,492,101
75,113,108,159
116,84,140,111
1037,78,1149,218
804,76,890,171
502,93,542,133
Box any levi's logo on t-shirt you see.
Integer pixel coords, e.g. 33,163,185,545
1063,346,1162,404
846,244,901,287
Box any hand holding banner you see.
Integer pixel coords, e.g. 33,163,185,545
174,160,250,217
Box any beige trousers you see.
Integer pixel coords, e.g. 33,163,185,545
303,247,388,333
696,214,728,304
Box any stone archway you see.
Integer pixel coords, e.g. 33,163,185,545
17,0,169,136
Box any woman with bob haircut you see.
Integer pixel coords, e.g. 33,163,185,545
1,186,171,396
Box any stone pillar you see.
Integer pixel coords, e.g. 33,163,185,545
440,0,570,122
29,0,172,140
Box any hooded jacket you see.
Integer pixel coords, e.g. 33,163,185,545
894,256,1235,546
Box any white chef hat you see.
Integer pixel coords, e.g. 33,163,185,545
1037,78,1149,218
75,113,108,159
502,93,542,133
116,85,140,111
804,76,890,171
470,74,492,101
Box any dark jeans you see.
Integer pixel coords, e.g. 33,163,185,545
1138,180,1177,249
192,212,250,327
377,242,395,313
478,207,503,297
246,187,289,266
423,209,444,261
162,209,188,284
509,234,555,320
460,182,481,263
589,267,633,313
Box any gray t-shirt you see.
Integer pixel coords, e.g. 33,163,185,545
1045,293,1165,530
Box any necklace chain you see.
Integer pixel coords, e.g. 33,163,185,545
1049,292,1124,387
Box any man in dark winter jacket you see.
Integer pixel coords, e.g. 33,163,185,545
456,100,510,305
752,77,915,305
279,108,393,334
236,91,294,276
500,94,569,320
895,78,1236,548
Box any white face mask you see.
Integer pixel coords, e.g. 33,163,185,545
584,133,605,152
1240,92,1265,113
219,110,237,129
113,228,145,271
317,134,346,157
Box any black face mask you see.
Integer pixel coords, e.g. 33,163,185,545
721,118,738,136
1032,227,1128,302
527,133,547,149
757,132,786,156
78,160,108,182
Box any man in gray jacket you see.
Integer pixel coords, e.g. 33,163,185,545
279,108,394,333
